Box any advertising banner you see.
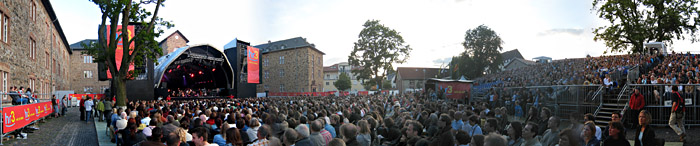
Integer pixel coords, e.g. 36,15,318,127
3,102,54,133
247,46,260,83
105,25,135,79
437,82,472,99
69,94,105,100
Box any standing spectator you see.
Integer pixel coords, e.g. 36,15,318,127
514,101,523,121
629,88,644,128
85,97,94,122
668,86,686,142
602,121,630,146
635,110,656,146
96,99,105,122
246,118,261,143
51,95,59,118
540,117,560,146
538,107,552,135
505,122,523,146
522,122,543,146
582,121,600,146
104,97,114,124
61,96,68,116
80,96,86,121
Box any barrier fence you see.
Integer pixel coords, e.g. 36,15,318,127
476,85,602,121
627,84,699,126
0,92,57,145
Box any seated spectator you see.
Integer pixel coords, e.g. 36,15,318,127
602,121,630,146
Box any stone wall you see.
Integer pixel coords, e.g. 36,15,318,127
68,50,110,94
159,32,187,55
0,1,71,100
257,47,323,93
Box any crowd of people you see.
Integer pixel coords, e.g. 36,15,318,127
74,90,675,146
475,54,659,88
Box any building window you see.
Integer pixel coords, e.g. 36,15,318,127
264,85,269,90
280,84,285,92
279,56,284,64
29,79,34,95
2,15,7,43
311,56,314,67
30,38,36,60
2,71,7,100
84,71,93,78
83,55,93,63
45,52,49,68
264,58,269,67
264,71,269,79
280,69,284,77
326,74,329,79
31,1,37,22
326,82,329,85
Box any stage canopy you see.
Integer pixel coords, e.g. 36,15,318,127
154,44,234,91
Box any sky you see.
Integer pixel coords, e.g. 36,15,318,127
52,0,699,68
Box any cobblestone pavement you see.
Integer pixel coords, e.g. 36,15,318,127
4,107,98,146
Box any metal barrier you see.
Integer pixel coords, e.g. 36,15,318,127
627,84,699,126
477,85,602,121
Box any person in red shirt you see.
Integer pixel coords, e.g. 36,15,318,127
629,88,644,128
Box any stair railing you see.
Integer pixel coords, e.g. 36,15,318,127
618,84,632,122
592,85,604,116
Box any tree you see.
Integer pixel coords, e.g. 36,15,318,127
593,0,700,53
460,25,504,78
84,0,173,106
382,80,392,90
334,72,352,91
349,20,412,91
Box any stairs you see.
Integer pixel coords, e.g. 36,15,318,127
594,86,632,127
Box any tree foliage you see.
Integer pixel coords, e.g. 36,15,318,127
593,0,700,53
83,0,173,106
349,20,412,90
454,25,503,79
334,72,352,91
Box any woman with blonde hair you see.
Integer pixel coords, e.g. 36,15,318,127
356,120,371,146
634,110,656,146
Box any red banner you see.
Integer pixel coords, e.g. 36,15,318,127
3,102,54,133
247,46,260,83
106,25,135,79
437,82,472,99
69,94,105,100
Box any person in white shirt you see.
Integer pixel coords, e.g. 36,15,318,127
84,97,94,122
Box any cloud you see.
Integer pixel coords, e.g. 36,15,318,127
537,28,585,37
433,57,452,66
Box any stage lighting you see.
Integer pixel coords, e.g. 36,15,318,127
199,71,203,74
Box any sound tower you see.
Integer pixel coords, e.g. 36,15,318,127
223,39,262,98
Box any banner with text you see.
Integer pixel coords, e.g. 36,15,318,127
437,82,472,99
105,25,136,79
3,102,54,133
247,46,260,83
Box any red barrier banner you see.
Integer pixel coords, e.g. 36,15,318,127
69,94,105,100
3,102,54,133
436,82,472,99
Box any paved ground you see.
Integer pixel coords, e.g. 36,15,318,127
3,106,98,146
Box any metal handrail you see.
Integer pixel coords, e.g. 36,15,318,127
617,84,629,101
591,85,604,101
593,85,605,116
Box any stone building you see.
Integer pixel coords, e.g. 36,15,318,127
158,30,189,55
322,62,366,92
68,39,110,94
0,0,72,100
254,37,324,93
